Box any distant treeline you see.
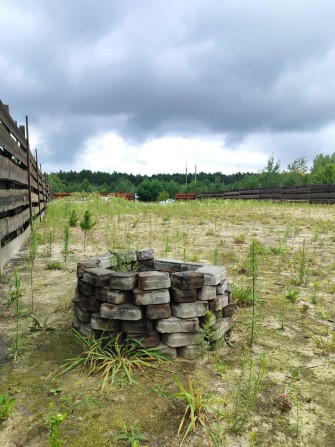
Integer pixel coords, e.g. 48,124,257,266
48,152,335,201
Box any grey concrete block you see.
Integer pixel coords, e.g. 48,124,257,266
73,287,82,303
196,265,227,286
96,254,115,269
208,293,229,312
73,302,92,323
156,316,199,334
170,287,197,303
161,332,199,347
154,258,183,271
138,271,171,290
133,288,170,306
81,281,95,296
197,285,217,301
83,268,113,287
91,313,121,332
109,271,138,290
136,248,154,261
216,279,228,295
145,304,171,320
77,257,100,278
79,322,93,336
95,287,131,304
111,250,137,263
100,303,143,321
177,345,199,360
171,301,208,319
222,302,235,317
121,318,154,334
181,262,204,271
211,318,233,339
155,343,178,360
170,272,204,290
81,295,101,313
129,331,161,348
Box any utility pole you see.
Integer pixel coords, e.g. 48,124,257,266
194,165,197,182
185,162,188,187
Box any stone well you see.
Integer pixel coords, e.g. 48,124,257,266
72,249,234,360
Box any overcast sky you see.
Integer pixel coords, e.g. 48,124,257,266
1,0,335,175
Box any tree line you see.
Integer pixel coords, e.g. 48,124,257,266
48,152,335,201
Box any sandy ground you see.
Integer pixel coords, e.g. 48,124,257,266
0,198,335,447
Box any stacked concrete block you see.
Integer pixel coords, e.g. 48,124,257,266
72,249,234,359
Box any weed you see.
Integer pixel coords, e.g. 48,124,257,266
69,209,79,227
248,239,259,348
44,231,54,257
232,283,252,307
291,384,302,439
196,311,214,356
285,289,300,303
0,393,15,420
60,330,169,390
173,376,215,446
248,431,257,447
62,226,70,263
230,352,266,434
115,423,148,447
312,331,335,355
212,356,228,377
7,268,22,360
291,239,309,287
48,403,67,447
46,261,63,270
28,222,39,314
311,281,320,304
30,315,54,332
233,234,246,244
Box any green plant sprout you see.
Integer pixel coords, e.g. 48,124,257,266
48,403,67,447
62,226,70,263
173,376,215,446
29,222,39,314
80,210,96,252
115,423,149,447
7,268,22,360
0,393,15,420
230,352,266,434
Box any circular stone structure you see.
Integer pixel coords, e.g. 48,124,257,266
72,249,234,360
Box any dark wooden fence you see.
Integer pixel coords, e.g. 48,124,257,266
174,185,335,203
0,100,53,272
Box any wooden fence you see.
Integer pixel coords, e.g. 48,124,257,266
53,192,135,201
0,100,53,272
174,184,335,203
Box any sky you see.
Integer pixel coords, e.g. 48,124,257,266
1,0,335,176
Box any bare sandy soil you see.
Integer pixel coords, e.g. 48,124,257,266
0,197,335,447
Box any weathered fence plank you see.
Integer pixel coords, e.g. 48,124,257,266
0,154,29,185
0,100,53,272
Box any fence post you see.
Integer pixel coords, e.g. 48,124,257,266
25,116,33,225
40,163,46,213
35,149,42,221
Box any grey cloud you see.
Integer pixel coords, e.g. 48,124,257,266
1,0,335,171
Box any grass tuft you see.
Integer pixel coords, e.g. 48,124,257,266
60,330,170,390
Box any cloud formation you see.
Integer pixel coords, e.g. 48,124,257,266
1,0,335,174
